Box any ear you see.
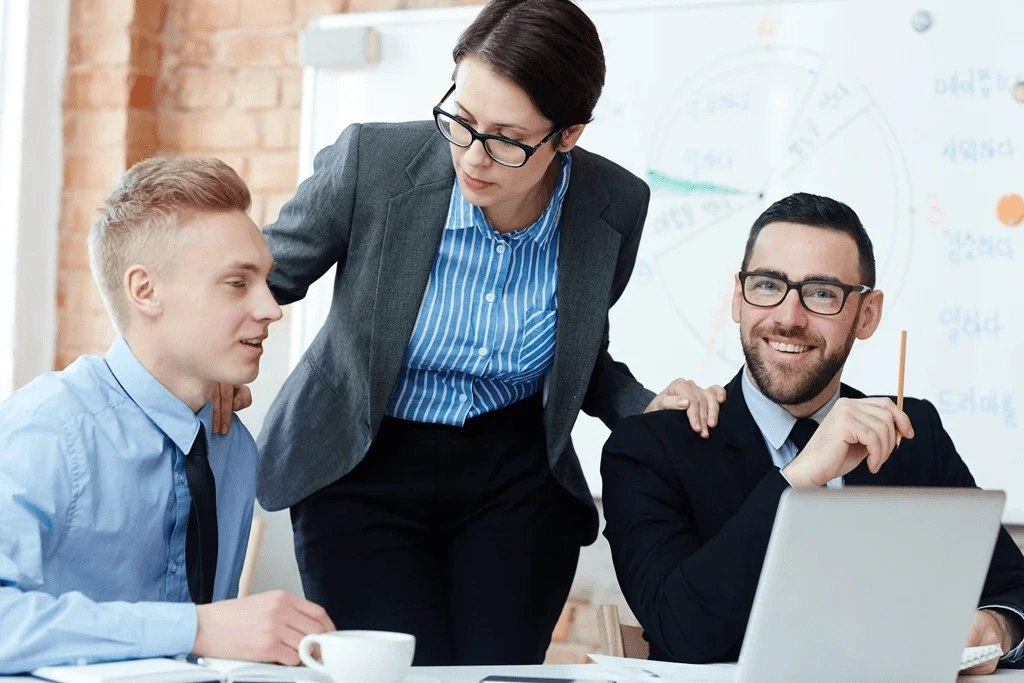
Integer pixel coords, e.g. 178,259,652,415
556,123,586,152
854,290,884,340
124,264,163,321
731,273,743,324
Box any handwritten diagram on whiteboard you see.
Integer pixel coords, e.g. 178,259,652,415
642,47,913,368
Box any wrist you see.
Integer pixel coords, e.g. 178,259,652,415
986,608,1024,653
781,461,816,489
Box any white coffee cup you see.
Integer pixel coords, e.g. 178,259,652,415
298,630,416,683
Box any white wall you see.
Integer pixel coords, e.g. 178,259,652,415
0,0,67,397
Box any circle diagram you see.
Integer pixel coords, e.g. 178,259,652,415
641,47,914,367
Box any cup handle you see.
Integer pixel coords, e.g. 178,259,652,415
298,634,326,672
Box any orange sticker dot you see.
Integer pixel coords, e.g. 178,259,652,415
997,194,1024,227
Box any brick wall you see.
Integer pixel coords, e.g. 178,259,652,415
57,0,482,369
58,0,164,369
57,0,600,663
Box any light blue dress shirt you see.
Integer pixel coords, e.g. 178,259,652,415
741,367,843,488
741,366,1024,661
0,336,257,673
386,153,570,426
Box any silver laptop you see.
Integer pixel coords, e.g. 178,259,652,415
735,487,1005,683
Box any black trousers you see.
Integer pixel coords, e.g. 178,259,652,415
291,394,588,665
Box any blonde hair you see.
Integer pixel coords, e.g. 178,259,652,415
89,157,251,330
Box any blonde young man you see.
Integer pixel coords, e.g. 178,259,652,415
0,158,333,673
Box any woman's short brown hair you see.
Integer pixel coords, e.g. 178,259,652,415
453,0,606,139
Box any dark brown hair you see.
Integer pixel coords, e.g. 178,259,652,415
743,192,877,288
453,0,606,139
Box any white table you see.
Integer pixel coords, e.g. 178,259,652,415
6,662,1024,682
412,665,598,683
410,663,1024,683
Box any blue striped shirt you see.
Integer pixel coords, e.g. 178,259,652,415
387,153,571,425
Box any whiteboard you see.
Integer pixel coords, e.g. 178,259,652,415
292,0,1024,520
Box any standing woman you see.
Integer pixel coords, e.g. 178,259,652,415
253,0,723,666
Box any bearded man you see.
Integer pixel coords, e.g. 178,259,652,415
600,192,1024,673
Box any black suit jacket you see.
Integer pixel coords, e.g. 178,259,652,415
602,371,1024,664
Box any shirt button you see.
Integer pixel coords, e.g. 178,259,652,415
170,562,179,573
478,347,488,356
176,474,186,485
485,293,495,303
496,244,506,254
459,394,468,403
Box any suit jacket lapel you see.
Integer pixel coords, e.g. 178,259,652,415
368,136,455,427
721,371,780,490
544,150,622,454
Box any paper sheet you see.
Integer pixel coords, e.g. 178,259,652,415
587,654,735,682
590,644,1003,680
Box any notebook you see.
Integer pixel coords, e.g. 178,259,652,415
198,658,329,683
32,658,330,683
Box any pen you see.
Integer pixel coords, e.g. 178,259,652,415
896,330,906,447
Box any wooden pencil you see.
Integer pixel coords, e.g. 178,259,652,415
896,330,906,447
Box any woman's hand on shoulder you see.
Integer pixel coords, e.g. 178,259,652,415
644,379,727,439
212,383,253,435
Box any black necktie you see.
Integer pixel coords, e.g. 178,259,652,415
184,427,218,604
787,417,819,452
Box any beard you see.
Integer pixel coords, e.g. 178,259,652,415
742,315,859,406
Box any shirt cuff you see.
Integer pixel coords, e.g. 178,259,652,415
130,601,199,659
980,605,1024,662
778,467,795,488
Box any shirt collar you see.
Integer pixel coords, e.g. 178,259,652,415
104,336,208,455
741,365,841,450
448,151,572,248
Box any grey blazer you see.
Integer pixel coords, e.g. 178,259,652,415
256,121,655,543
